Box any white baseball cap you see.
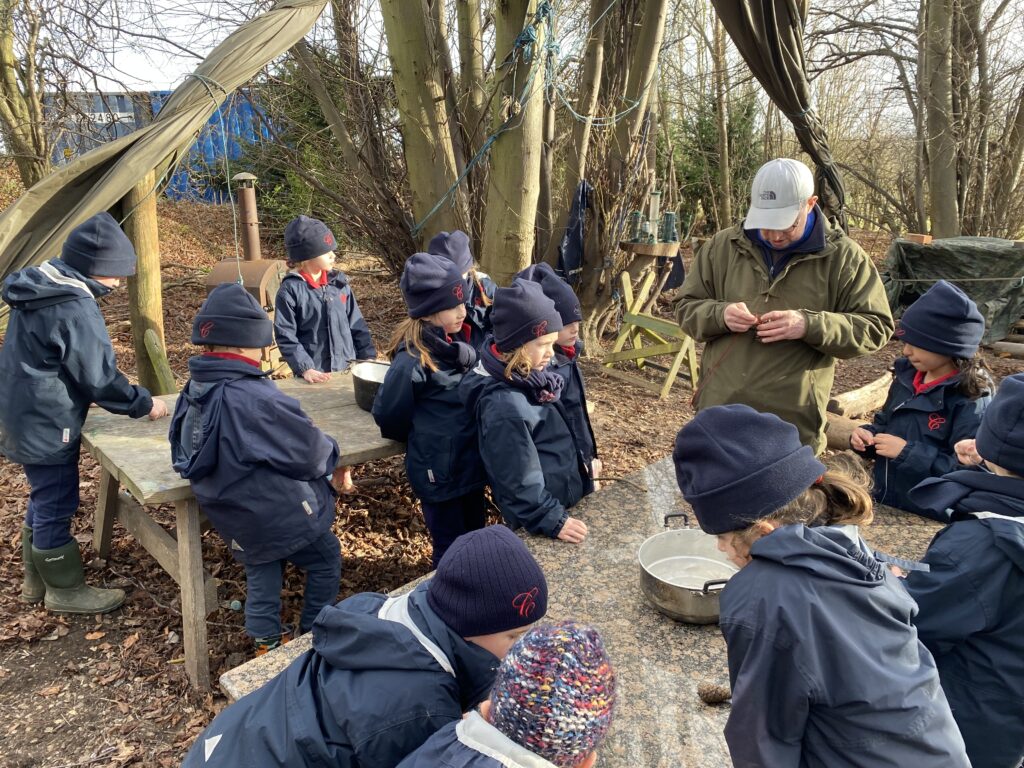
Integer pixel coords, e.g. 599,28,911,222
744,158,815,230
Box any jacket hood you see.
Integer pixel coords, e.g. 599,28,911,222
312,584,501,709
458,356,500,415
2,259,108,309
749,524,886,587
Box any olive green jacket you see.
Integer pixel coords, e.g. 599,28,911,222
675,217,893,453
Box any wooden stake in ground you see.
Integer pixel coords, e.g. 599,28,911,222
121,171,174,395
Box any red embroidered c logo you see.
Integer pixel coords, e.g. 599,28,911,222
324,233,334,247
453,283,464,302
532,320,548,337
512,587,540,618
199,321,214,338
927,414,946,431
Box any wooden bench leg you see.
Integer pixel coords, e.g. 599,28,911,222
175,497,211,690
93,470,120,559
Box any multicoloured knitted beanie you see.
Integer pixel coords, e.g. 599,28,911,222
490,621,616,767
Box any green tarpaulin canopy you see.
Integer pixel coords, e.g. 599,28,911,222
0,0,327,283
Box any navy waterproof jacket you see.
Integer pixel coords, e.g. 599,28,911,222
168,355,339,565
273,270,376,376
551,341,597,465
371,346,485,503
459,363,587,538
858,357,990,517
463,272,495,349
182,583,501,768
719,523,970,768
905,470,1024,768
0,259,152,465
397,711,557,768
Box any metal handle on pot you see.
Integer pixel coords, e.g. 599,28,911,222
702,579,729,594
663,511,691,528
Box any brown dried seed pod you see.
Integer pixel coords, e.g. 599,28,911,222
697,681,732,705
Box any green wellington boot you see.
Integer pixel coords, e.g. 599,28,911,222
32,541,125,614
20,526,44,603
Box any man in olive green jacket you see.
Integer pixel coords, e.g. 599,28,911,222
676,159,893,454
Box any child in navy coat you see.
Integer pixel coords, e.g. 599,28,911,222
169,284,344,653
182,525,548,768
0,212,168,615
904,372,1024,768
429,230,496,348
518,263,600,485
398,621,616,768
851,280,991,517
674,405,970,768
274,215,376,382
372,251,486,566
460,279,591,544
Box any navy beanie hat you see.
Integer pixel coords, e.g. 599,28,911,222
427,525,548,637
284,215,336,265
400,252,467,318
673,405,827,535
897,280,985,359
61,212,137,277
976,373,1024,476
428,230,474,275
191,283,274,348
491,279,564,353
517,262,582,324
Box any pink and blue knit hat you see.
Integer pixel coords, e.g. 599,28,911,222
490,621,616,767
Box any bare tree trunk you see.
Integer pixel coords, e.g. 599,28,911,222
712,16,732,226
991,86,1024,236
922,0,960,237
380,0,469,244
455,0,486,150
425,0,469,179
0,0,49,187
541,0,608,266
480,0,547,285
121,171,172,395
536,82,556,262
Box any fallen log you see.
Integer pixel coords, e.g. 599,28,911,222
827,371,892,418
991,341,1024,360
825,412,862,451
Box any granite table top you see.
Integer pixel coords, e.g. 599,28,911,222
220,457,942,767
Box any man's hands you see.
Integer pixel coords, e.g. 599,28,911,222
557,517,588,544
148,399,169,420
724,303,807,342
302,368,332,384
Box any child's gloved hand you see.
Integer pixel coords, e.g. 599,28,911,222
148,399,169,420
302,368,331,384
850,427,875,451
556,516,588,544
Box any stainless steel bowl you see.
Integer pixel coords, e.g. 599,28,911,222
351,361,390,412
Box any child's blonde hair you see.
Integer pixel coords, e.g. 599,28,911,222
732,454,874,550
500,346,535,378
469,269,492,307
385,318,440,372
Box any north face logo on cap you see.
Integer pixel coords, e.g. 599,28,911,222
199,321,215,338
532,320,548,337
760,191,777,201
453,283,464,301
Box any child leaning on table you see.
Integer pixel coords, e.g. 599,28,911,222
169,283,346,655
850,280,991,519
372,251,486,567
397,620,616,768
459,279,592,544
673,404,970,768
181,525,548,768
902,372,1024,768
274,215,374,492
0,212,168,616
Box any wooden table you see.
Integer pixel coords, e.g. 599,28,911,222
80,375,402,690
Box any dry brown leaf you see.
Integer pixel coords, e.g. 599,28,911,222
123,632,140,650
85,631,106,641
38,685,62,696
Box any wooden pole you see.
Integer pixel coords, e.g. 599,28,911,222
122,170,173,395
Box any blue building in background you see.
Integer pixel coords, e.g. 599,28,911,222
48,91,270,202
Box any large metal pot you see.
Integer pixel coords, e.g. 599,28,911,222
638,512,738,624
352,361,390,412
